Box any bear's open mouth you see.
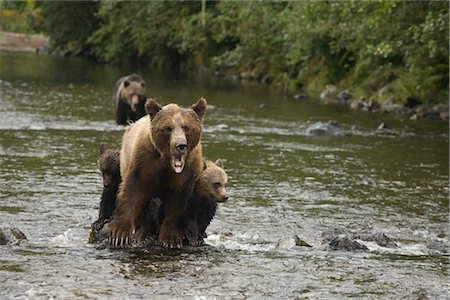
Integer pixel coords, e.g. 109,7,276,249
131,103,138,112
171,154,186,174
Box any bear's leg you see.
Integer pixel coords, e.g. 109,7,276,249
116,100,129,125
105,180,150,247
91,185,118,231
159,195,188,248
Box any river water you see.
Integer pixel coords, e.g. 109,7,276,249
0,52,448,299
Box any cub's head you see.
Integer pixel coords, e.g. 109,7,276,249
145,98,207,174
196,159,229,202
122,75,147,112
97,144,121,188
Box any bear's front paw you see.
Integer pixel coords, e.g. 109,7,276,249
104,221,133,248
159,223,183,249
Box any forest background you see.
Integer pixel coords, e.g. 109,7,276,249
0,0,448,107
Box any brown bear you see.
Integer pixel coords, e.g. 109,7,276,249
114,74,147,125
91,144,121,232
181,159,229,246
105,97,207,248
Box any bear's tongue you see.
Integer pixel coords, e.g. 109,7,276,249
172,155,185,174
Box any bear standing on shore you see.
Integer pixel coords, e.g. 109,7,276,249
106,98,207,248
114,74,147,125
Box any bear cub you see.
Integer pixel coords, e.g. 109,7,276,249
114,74,147,125
182,159,229,246
91,144,120,232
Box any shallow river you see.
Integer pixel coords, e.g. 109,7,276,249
0,52,448,299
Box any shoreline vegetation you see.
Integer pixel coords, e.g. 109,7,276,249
0,1,448,121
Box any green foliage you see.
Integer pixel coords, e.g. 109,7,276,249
4,0,448,105
40,1,100,50
0,0,44,33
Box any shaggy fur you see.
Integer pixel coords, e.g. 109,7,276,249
114,74,147,125
91,144,120,231
106,98,207,248
182,159,229,246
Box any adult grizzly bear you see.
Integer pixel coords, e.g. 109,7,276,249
114,74,147,125
182,159,229,246
106,98,207,248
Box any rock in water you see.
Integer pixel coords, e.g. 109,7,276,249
0,226,27,245
306,121,345,136
328,234,368,252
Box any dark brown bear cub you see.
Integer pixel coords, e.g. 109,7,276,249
114,74,147,125
91,144,120,231
182,159,229,246
106,98,207,248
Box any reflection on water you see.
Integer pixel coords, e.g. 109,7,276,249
0,52,448,299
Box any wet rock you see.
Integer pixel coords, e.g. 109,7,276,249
426,241,449,256
377,122,388,130
306,121,346,136
320,84,337,101
433,104,449,120
328,234,368,252
353,232,397,248
350,100,364,110
276,236,298,250
295,236,312,248
261,75,273,84
321,228,347,243
375,122,397,136
321,229,397,252
239,71,254,81
0,226,27,245
276,235,311,250
336,90,352,104
293,93,307,101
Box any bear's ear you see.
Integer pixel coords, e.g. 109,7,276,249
99,144,107,155
140,82,145,88
145,98,162,119
191,97,207,119
124,80,130,88
214,159,224,169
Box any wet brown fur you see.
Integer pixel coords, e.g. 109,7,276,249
106,98,207,248
182,159,229,245
114,74,147,125
91,145,121,231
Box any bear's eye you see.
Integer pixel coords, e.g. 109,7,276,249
213,182,221,189
164,126,172,134
182,125,190,133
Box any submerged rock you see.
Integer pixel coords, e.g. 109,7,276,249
0,226,27,245
306,121,346,136
276,235,312,250
327,234,369,252
426,241,449,256
321,229,397,252
352,232,397,248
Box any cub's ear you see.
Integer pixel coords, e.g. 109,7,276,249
214,159,224,169
123,80,130,88
140,82,145,88
145,98,162,119
99,144,107,155
191,97,207,119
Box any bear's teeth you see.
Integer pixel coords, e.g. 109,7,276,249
173,160,184,173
